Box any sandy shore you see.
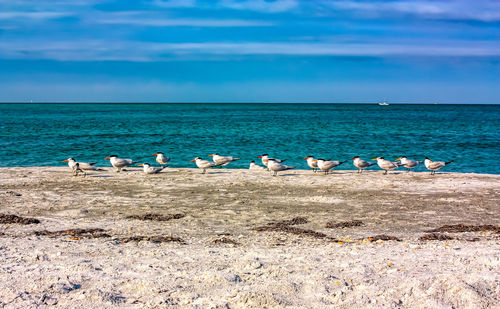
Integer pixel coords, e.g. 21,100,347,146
1,167,500,308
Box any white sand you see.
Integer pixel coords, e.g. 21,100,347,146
1,167,500,308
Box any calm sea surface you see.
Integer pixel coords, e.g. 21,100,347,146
0,103,499,173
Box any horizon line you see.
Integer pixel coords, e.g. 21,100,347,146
0,102,499,105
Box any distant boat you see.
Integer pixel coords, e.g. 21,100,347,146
378,101,389,106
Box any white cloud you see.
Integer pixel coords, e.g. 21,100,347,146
1,39,498,62
219,0,299,13
153,0,197,8
0,11,75,20
97,16,273,27
325,0,500,22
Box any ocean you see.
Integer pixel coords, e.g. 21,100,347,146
0,103,499,174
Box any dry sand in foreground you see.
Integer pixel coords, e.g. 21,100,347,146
1,167,500,308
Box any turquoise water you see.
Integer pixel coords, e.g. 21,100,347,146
0,103,499,174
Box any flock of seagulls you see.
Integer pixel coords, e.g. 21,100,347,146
63,153,454,177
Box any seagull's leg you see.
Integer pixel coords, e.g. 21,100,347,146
384,170,388,175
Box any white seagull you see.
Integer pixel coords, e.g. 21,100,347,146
70,162,85,176
267,158,296,176
258,154,286,170
372,157,401,175
352,156,376,173
137,163,166,174
424,157,454,175
63,158,100,171
209,153,240,166
249,160,266,170
395,156,422,172
153,152,170,166
315,158,347,175
304,156,319,173
105,155,137,172
191,157,219,174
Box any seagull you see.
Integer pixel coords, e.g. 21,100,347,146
424,157,454,175
395,156,422,172
267,158,296,176
191,157,220,174
63,158,100,171
209,153,240,167
71,162,86,177
258,154,286,170
315,158,347,175
137,163,166,174
105,155,137,172
153,152,170,166
249,160,266,170
372,157,400,175
304,156,319,173
352,156,376,173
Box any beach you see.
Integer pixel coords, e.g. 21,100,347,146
1,167,499,308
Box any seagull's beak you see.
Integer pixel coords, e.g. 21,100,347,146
257,155,262,158
208,154,214,157
137,164,143,167
190,159,196,162
62,159,68,162
152,153,157,156
371,158,378,161
312,159,317,162
303,157,308,159
105,157,110,160
395,158,401,161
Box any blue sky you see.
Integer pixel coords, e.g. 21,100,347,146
0,0,499,103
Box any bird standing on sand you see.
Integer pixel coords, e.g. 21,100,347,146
249,160,266,170
209,153,240,167
105,155,137,172
63,158,100,170
137,163,166,174
72,162,86,177
258,154,286,170
191,157,219,174
267,158,296,176
372,157,400,175
315,158,347,175
304,156,319,173
153,152,170,166
395,156,422,172
424,157,454,175
352,156,376,173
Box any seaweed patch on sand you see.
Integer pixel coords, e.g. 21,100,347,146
34,228,111,239
426,224,500,233
126,213,186,222
0,214,40,225
326,220,364,229
254,217,330,239
116,235,185,244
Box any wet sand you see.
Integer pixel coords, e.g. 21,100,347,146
1,167,499,308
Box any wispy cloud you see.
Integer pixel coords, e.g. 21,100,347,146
1,39,498,62
153,0,197,8
324,0,500,22
0,11,75,20
219,0,299,13
96,13,274,27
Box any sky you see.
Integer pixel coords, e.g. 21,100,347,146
0,0,499,103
